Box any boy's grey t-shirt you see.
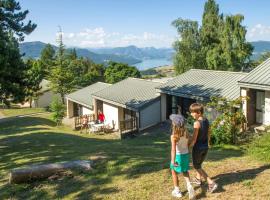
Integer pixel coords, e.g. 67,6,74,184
194,118,209,150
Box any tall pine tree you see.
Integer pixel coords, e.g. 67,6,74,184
40,44,56,77
49,29,75,103
0,0,36,105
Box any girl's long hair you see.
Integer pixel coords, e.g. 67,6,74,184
172,123,186,142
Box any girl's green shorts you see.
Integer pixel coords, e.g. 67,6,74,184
170,153,190,173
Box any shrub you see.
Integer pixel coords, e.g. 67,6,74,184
207,96,247,144
50,97,65,126
211,125,232,144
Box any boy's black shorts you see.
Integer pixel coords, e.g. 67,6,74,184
192,148,208,169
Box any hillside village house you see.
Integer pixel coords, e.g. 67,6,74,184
156,69,248,122
239,58,270,126
66,82,111,118
20,79,60,108
65,59,270,134
91,78,162,131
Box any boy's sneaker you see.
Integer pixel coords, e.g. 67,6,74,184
172,189,182,198
187,185,196,200
191,177,202,185
208,182,218,193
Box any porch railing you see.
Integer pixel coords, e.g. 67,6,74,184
74,114,95,129
119,117,138,138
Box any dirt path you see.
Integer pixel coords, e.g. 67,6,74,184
0,112,50,123
0,110,5,119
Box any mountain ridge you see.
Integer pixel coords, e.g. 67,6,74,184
19,41,141,65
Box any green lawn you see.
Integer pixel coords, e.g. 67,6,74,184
247,130,270,162
0,107,46,117
0,114,269,199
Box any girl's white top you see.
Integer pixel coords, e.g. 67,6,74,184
176,136,189,154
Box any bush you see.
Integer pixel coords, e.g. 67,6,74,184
50,97,65,126
207,96,247,145
211,126,232,144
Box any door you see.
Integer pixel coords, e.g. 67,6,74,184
256,91,265,124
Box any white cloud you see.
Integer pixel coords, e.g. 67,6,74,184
247,24,270,41
58,27,174,48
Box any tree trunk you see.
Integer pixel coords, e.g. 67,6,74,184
29,97,32,108
9,160,92,184
61,93,65,104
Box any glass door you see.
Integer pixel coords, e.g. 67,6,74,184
256,91,265,124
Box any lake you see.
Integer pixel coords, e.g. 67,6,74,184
133,58,172,71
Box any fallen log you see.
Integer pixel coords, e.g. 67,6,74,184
9,160,92,184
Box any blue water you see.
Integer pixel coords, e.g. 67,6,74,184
134,58,172,71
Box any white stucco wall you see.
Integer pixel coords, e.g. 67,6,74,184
103,102,119,130
265,91,270,125
140,99,161,130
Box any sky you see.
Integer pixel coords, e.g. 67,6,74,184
19,0,270,48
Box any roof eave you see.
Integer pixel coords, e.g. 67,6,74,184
158,88,209,101
66,97,93,110
92,95,161,112
238,82,270,91
92,95,139,112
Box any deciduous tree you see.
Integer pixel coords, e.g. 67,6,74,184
104,61,141,84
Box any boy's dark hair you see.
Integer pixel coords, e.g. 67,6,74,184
189,103,204,114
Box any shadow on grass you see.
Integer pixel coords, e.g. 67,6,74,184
195,164,270,199
214,164,270,192
0,115,251,199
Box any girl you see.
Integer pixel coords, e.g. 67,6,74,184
170,114,195,199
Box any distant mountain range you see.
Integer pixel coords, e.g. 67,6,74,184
19,41,270,65
19,41,173,65
90,45,174,60
19,41,141,65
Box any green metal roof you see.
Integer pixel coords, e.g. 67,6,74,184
92,78,161,111
66,82,111,109
157,69,248,100
239,58,270,90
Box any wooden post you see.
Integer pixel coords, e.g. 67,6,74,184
119,129,122,139
136,112,140,133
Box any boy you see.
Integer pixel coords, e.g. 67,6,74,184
189,103,218,193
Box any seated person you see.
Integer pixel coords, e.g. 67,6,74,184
97,111,105,124
80,115,88,133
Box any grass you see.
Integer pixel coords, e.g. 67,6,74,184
246,131,270,162
0,106,46,117
0,113,269,199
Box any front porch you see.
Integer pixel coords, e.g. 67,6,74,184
93,98,139,137
241,88,270,126
160,93,221,124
